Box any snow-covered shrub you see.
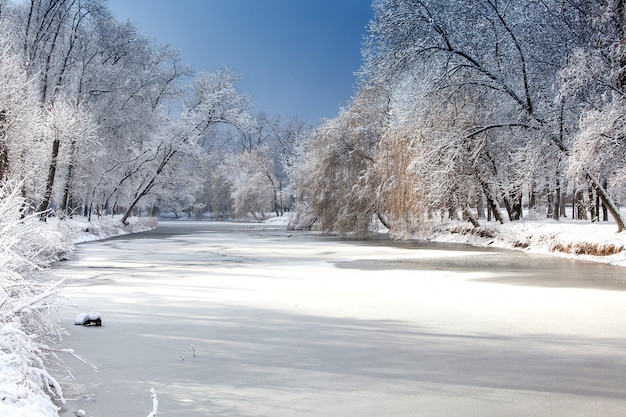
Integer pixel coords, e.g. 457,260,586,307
0,180,71,415
0,322,64,417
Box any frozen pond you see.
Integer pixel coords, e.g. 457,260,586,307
51,221,626,417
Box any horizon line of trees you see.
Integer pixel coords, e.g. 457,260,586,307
2,0,625,237
289,0,626,236
0,0,309,225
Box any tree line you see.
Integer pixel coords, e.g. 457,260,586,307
0,0,308,224
2,0,625,236
290,0,626,236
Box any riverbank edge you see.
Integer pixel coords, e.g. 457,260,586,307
1,216,157,417
426,219,626,268
70,215,626,269
172,215,626,268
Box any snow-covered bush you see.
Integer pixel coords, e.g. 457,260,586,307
0,180,72,416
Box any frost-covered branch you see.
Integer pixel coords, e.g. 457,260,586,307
9,278,65,315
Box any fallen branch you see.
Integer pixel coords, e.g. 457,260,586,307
147,387,159,417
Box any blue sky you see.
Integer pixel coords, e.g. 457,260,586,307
106,0,373,124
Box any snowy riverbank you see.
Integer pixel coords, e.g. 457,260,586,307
72,214,626,269
190,213,626,268
428,218,626,268
0,215,156,417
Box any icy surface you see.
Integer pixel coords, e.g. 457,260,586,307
51,221,626,417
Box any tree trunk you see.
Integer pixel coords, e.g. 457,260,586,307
37,136,60,220
376,210,391,229
574,189,586,220
120,180,152,225
528,188,537,210
503,188,522,221
554,177,561,221
593,188,601,222
462,204,480,228
477,176,504,224
547,191,555,219
120,148,177,225
87,201,93,222
0,110,8,181
589,186,597,221
266,172,281,217
559,178,567,218
60,140,77,217
547,177,561,220
602,178,609,221
586,171,625,232
0,146,7,182
479,181,505,224
476,193,486,219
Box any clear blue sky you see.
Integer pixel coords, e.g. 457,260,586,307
106,0,373,124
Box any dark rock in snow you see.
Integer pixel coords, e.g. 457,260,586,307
74,312,102,326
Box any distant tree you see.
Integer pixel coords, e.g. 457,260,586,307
237,112,272,152
252,113,311,214
370,127,429,237
119,69,252,224
205,152,234,218
290,86,385,235
223,147,280,220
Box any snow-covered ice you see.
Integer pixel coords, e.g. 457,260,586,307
49,220,626,417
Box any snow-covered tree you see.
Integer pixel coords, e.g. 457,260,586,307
362,0,572,223
36,97,97,219
119,69,252,224
558,0,626,231
223,147,281,220
290,86,384,235
290,0,626,237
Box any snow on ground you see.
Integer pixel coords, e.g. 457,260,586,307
428,217,626,267
63,216,158,244
263,210,626,268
